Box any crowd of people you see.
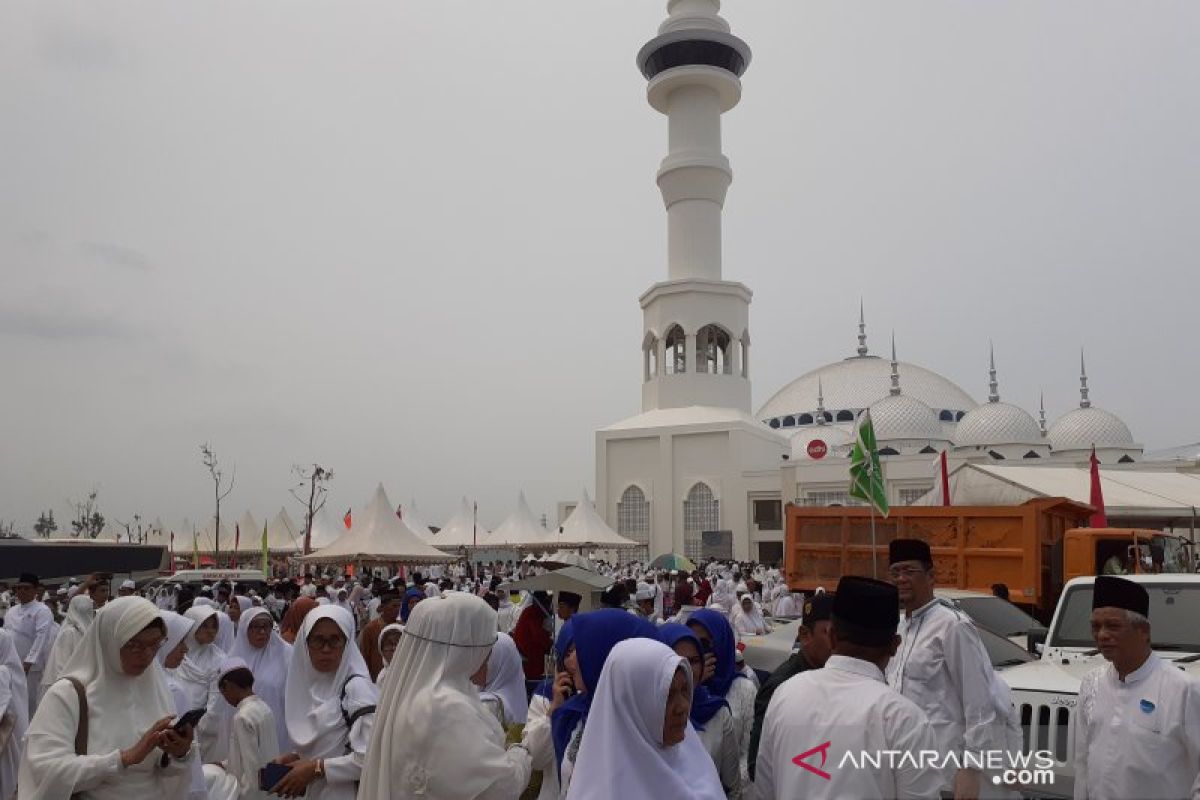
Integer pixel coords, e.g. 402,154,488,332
0,543,1195,799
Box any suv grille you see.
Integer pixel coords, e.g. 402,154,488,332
1018,700,1072,763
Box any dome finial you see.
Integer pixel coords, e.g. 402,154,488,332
987,341,1000,403
1079,348,1091,409
889,332,901,396
816,377,827,425
1038,390,1047,435
856,299,869,357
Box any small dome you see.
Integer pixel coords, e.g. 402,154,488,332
868,394,947,442
1048,406,1134,451
954,402,1043,447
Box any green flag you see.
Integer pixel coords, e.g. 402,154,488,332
261,520,270,576
849,408,889,517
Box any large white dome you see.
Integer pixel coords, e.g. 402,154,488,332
868,393,948,442
758,356,976,427
954,402,1043,447
1048,406,1135,452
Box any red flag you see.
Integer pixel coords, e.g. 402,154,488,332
233,524,240,567
1089,448,1108,527
343,508,352,529
396,504,403,520
939,451,951,506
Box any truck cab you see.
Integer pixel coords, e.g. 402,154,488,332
999,574,1200,798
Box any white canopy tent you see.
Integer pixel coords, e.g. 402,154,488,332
303,506,344,553
432,497,491,551
298,484,448,565
915,463,1200,524
265,506,303,553
553,490,642,549
480,491,560,551
231,511,263,555
401,500,434,541
196,517,231,555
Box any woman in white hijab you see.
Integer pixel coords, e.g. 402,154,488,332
40,594,94,697
178,605,228,763
214,610,236,654
374,623,404,688
275,605,377,799
18,596,195,800
358,593,532,799
0,628,30,800
230,606,292,753
228,596,253,626
565,638,724,800
477,632,528,729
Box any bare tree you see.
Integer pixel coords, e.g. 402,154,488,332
33,510,58,539
290,464,333,555
69,489,106,539
201,443,236,561
0,520,17,539
114,513,146,544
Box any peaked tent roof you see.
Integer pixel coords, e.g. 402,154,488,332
402,500,434,541
304,506,344,552
196,517,231,554
480,491,560,551
230,511,262,554
265,507,303,553
432,497,491,550
554,490,642,549
299,484,447,564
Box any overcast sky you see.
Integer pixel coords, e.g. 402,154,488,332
2,1,1197,535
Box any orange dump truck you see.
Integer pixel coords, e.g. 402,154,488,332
782,498,1190,620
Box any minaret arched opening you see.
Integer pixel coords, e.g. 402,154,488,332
617,485,651,564
696,324,732,375
683,481,719,560
643,331,659,382
664,324,687,375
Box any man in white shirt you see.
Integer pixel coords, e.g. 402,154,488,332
7,573,54,717
1074,576,1200,800
886,538,998,799
756,575,944,799
118,579,138,597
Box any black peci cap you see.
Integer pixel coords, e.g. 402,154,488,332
1092,576,1150,618
888,538,932,567
832,576,900,646
802,592,835,624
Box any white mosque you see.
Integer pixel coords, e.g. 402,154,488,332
592,0,1186,565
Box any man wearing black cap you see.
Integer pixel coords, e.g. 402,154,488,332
9,572,54,717
747,590,835,781
755,576,943,799
886,538,999,799
1074,576,1200,800
556,591,581,622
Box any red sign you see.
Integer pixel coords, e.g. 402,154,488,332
806,439,828,459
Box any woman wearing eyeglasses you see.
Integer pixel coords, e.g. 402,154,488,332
273,605,378,799
230,607,292,755
18,596,196,800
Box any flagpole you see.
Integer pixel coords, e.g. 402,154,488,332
869,504,878,579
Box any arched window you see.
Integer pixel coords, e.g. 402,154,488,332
836,410,854,422
695,324,732,375
919,446,938,454
781,415,796,428
955,411,966,421
821,412,833,423
798,414,814,425
879,447,900,456
643,333,658,382
683,482,719,561
768,418,781,429
1023,450,1041,459
939,410,954,422
664,325,686,375
1118,455,1135,464
617,485,650,564
988,450,1006,460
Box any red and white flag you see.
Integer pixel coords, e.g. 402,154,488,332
1089,447,1108,527
343,508,353,529
928,450,952,506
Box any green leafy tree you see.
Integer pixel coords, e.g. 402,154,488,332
33,510,58,538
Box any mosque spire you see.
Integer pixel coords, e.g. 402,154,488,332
816,377,827,425
1038,390,1047,435
987,341,1000,403
1079,348,1091,409
889,333,901,396
856,299,869,357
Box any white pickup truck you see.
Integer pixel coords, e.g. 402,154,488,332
999,574,1200,798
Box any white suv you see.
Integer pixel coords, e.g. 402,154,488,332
999,574,1200,798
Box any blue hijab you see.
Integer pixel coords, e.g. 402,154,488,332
657,622,728,730
400,587,425,623
549,610,656,771
687,608,740,698
534,617,576,701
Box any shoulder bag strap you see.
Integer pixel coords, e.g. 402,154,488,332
64,677,88,755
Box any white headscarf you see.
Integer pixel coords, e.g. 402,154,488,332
374,623,404,687
176,605,225,708
359,593,515,799
283,605,376,759
0,629,30,800
231,606,292,752
214,610,235,653
565,638,724,800
478,632,528,726
18,597,177,800
231,596,252,620
156,611,196,668
40,594,94,690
